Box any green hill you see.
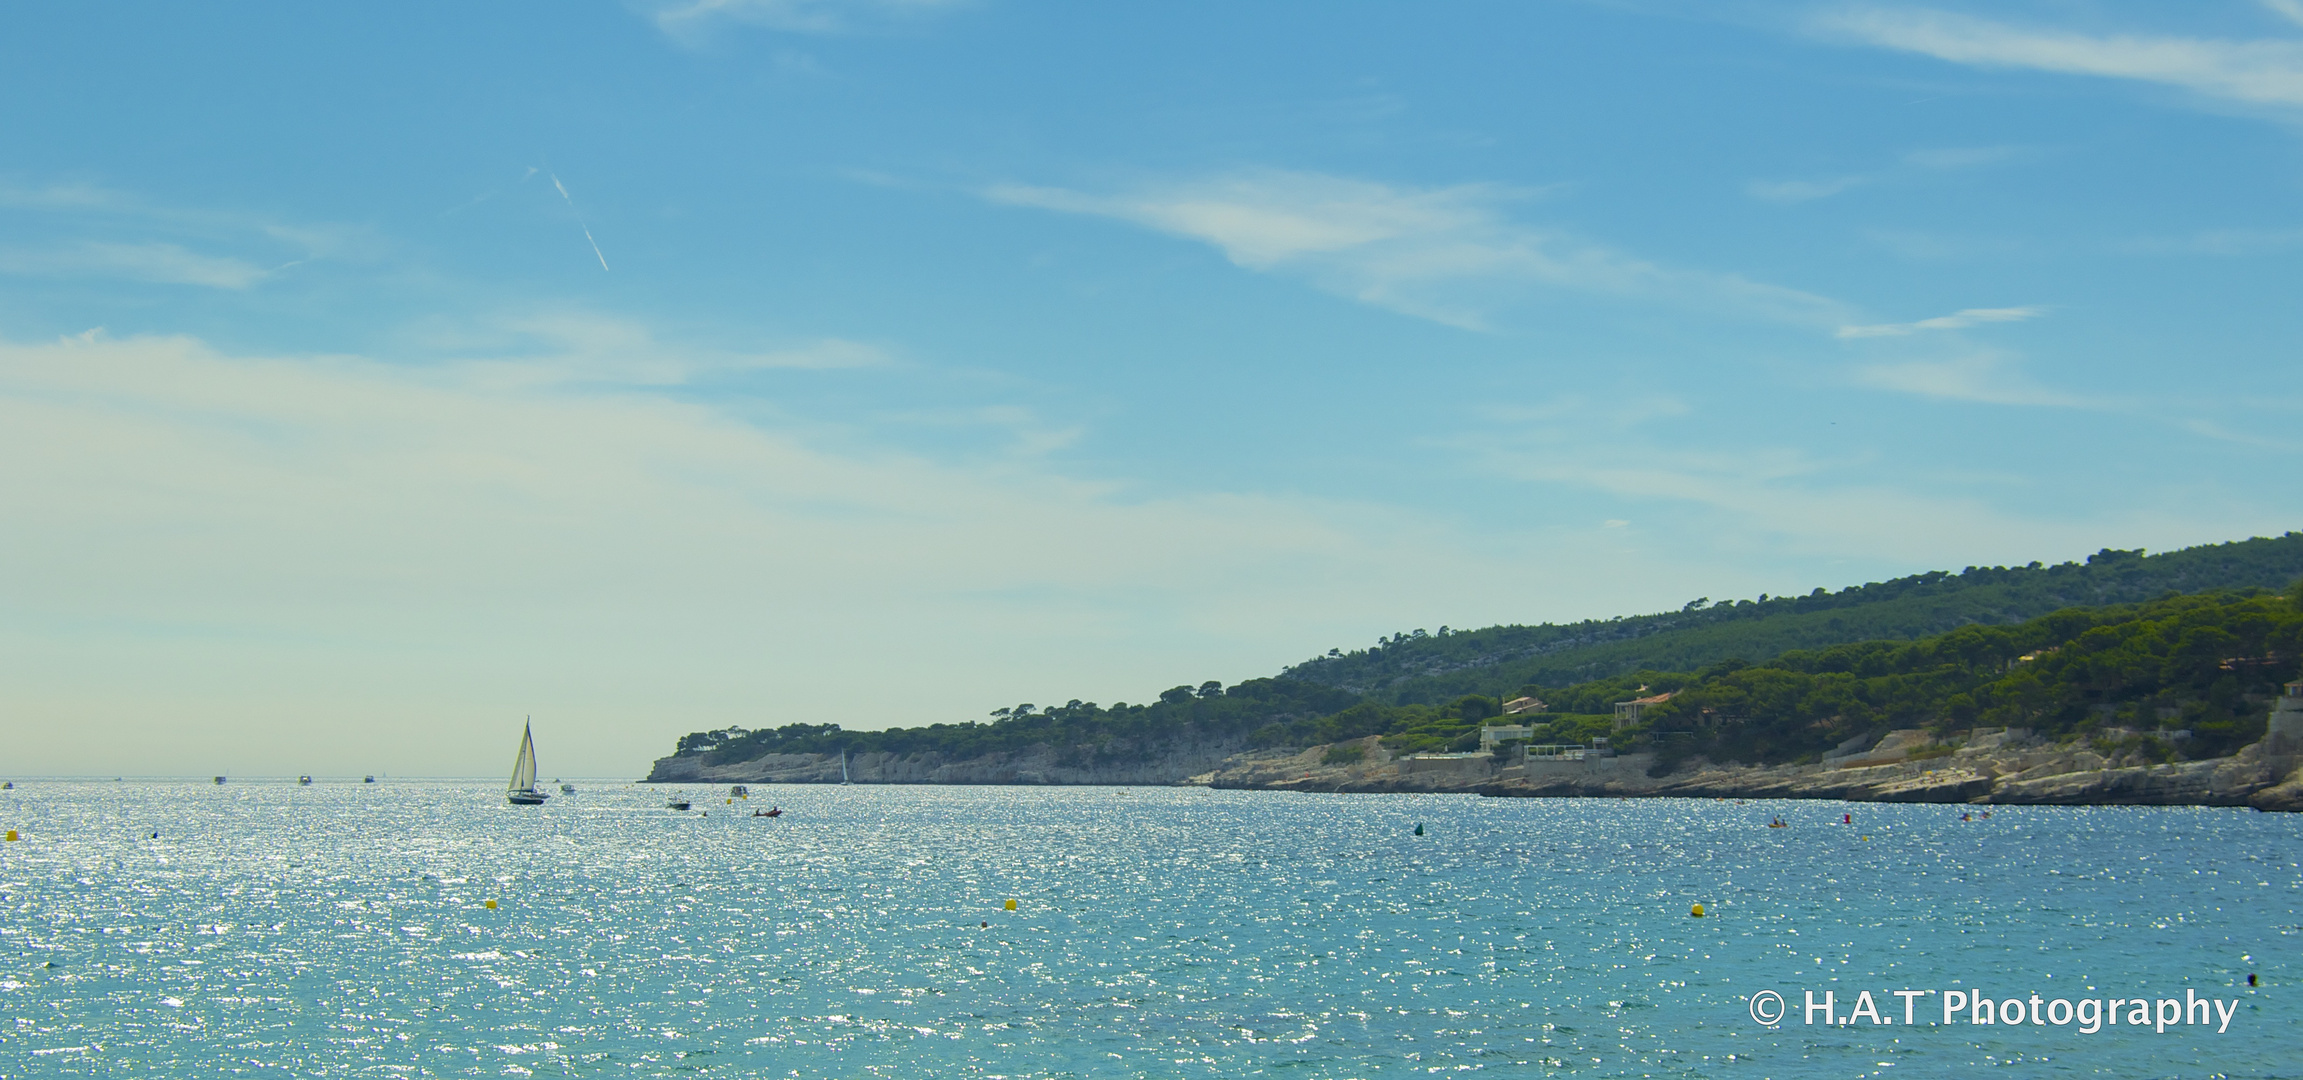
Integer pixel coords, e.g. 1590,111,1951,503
659,533,2303,774
1280,534,2303,705
1547,584,2303,773
1234,584,2303,769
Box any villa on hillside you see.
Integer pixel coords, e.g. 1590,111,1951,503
1501,696,1546,715
1614,690,1675,729
1479,723,1534,749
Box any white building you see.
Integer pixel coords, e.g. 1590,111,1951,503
1479,724,1535,749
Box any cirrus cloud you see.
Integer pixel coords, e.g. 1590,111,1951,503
987,169,1844,330
1813,6,2303,111
1837,305,2043,339
0,241,272,289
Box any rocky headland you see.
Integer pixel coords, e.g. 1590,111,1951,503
646,724,2303,811
644,740,1247,788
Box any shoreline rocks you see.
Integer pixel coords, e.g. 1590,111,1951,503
643,728,2303,811
1203,728,2303,810
645,740,1246,788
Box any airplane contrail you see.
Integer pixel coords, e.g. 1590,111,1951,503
548,171,610,272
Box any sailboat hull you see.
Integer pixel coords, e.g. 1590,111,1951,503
508,791,549,805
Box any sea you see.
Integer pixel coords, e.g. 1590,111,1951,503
0,780,2293,1078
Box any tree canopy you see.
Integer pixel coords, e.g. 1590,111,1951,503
662,534,2303,772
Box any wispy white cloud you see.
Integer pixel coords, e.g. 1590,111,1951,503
1837,305,2042,339
1814,6,2303,110
988,169,1843,330
423,311,898,385
1854,351,2095,407
0,182,133,212
1746,144,2027,205
0,179,380,283
1747,141,2032,205
1451,425,2174,564
651,0,964,38
0,241,272,289
2179,415,2301,451
876,403,1084,456
0,328,1667,775
2268,0,2303,31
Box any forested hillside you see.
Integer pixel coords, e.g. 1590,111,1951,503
1280,534,2303,704
1305,585,2303,773
661,533,2303,774
674,675,1360,769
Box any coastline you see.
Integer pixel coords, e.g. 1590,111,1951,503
645,727,2303,811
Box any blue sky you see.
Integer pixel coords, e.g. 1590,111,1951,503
3,0,2300,776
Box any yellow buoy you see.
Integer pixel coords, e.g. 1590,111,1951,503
726,798,733,804
1690,903,1705,917
1004,898,1018,911
484,899,498,910
3,830,15,842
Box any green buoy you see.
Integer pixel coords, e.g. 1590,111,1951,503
1413,823,1424,836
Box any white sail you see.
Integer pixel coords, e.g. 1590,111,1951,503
510,721,538,793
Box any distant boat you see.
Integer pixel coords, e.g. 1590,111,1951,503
560,781,576,795
214,776,226,785
298,775,313,786
507,718,550,806
729,784,748,798
666,794,692,811
363,775,375,784
840,750,851,786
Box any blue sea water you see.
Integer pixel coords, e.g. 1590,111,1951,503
0,781,2294,1078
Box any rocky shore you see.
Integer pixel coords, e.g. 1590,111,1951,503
646,726,2303,811
644,740,1246,788
1194,727,2303,811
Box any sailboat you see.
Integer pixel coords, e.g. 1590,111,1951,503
840,750,851,785
507,718,550,806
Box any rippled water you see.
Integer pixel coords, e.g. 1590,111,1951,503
0,781,2294,1077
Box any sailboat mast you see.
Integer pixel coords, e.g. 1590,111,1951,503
510,719,538,793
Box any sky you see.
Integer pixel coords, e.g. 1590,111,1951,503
2,0,2300,778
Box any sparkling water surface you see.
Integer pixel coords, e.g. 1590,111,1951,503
0,781,2294,1078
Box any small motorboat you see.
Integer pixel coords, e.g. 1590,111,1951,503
298,775,313,786
363,775,375,784
752,807,782,818
666,795,692,811
214,776,227,785
560,782,576,795
730,785,749,798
